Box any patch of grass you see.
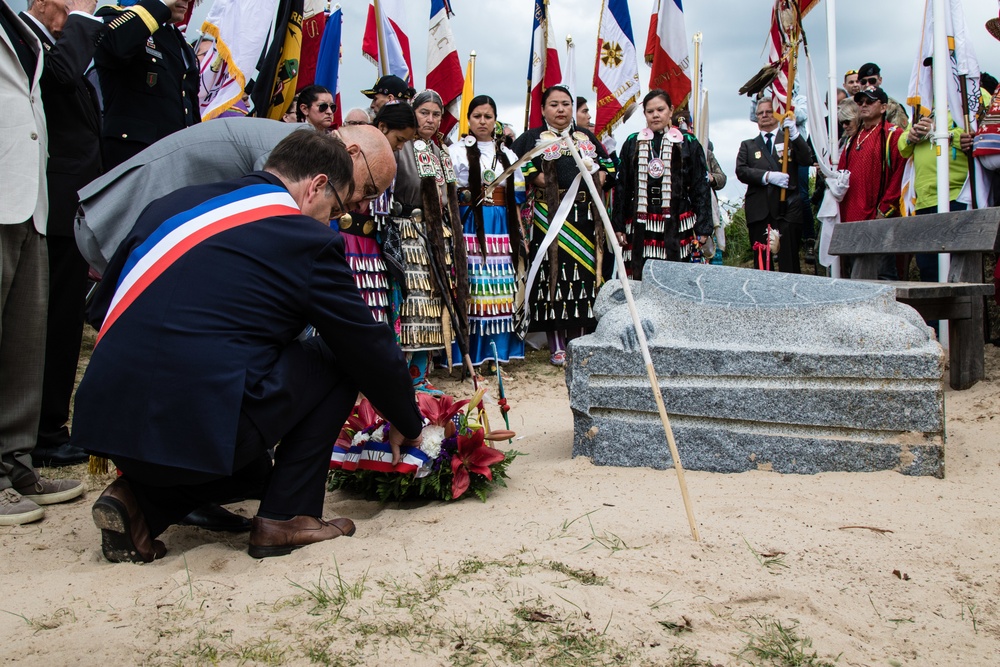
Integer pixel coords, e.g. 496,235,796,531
736,617,839,666
546,561,607,586
287,561,369,617
743,537,789,572
961,601,979,634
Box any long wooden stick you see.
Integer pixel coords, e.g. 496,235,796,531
562,139,700,542
778,32,799,203
957,76,978,210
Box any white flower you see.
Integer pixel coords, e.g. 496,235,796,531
351,431,370,447
370,426,386,442
420,424,445,460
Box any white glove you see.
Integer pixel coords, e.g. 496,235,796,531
764,171,790,189
783,117,799,141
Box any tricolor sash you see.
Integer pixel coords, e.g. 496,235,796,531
330,441,432,478
97,184,300,344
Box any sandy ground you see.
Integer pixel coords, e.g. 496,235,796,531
1,343,998,666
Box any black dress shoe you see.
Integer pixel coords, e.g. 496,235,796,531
179,503,252,532
31,442,89,468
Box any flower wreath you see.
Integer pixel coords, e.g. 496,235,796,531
329,390,519,502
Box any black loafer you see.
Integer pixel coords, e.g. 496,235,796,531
179,503,252,532
32,442,89,468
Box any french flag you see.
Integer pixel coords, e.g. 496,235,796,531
362,0,414,85
426,0,464,136
314,5,343,128
526,0,562,130
593,0,640,138
645,0,691,110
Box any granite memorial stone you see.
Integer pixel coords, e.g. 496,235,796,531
568,261,946,477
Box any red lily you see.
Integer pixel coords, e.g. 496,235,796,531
334,398,383,447
417,393,470,437
450,428,506,499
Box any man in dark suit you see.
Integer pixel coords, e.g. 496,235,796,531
73,130,423,562
735,96,812,273
20,0,104,468
95,0,199,169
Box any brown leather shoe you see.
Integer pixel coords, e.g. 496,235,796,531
248,515,356,559
91,478,165,564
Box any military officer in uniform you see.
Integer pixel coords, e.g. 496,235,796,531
95,0,199,169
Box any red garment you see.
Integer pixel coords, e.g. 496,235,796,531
838,120,904,222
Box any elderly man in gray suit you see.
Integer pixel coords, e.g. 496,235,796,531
77,118,397,273
1,0,84,526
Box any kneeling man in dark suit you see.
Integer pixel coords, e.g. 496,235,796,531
72,131,423,562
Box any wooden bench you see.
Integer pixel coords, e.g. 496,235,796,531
828,208,999,390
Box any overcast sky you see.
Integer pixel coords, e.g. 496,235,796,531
12,0,1000,201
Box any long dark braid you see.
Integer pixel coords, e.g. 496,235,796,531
494,133,521,267
466,140,488,261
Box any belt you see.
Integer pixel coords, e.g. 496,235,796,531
337,213,378,238
557,188,590,203
458,186,507,206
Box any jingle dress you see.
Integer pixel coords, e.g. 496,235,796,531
337,197,391,325
612,127,713,278
510,125,614,334
392,139,463,355
447,138,526,365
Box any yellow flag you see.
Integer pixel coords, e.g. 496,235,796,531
457,52,476,137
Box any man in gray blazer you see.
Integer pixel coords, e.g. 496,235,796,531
77,119,399,274
77,118,310,273
1,0,83,526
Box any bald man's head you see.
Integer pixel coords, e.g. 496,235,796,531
334,125,396,205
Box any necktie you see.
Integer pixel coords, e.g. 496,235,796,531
764,133,773,155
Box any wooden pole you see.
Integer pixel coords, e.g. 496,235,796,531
958,76,978,210
778,32,799,203
373,0,388,78
561,139,701,542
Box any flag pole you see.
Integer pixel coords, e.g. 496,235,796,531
957,77,978,210
691,32,702,141
932,0,950,350
374,0,388,78
560,137,700,543
779,30,799,203
566,34,575,118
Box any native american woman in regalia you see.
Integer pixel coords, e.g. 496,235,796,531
510,85,615,366
336,103,417,325
447,95,526,369
391,90,468,392
613,89,714,278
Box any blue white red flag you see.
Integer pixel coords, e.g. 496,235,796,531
362,0,413,85
97,185,299,345
526,0,563,129
315,6,344,127
593,0,640,139
645,0,690,109
426,0,464,136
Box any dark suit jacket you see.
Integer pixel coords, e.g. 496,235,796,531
95,0,200,168
72,172,423,475
21,11,104,237
735,131,811,225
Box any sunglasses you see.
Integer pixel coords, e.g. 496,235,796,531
358,148,380,201
844,69,858,77
314,102,335,113
856,97,880,106
860,76,879,86
343,120,369,126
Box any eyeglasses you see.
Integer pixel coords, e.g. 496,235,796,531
343,120,369,126
860,76,879,86
314,102,335,113
358,148,380,201
856,97,879,106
